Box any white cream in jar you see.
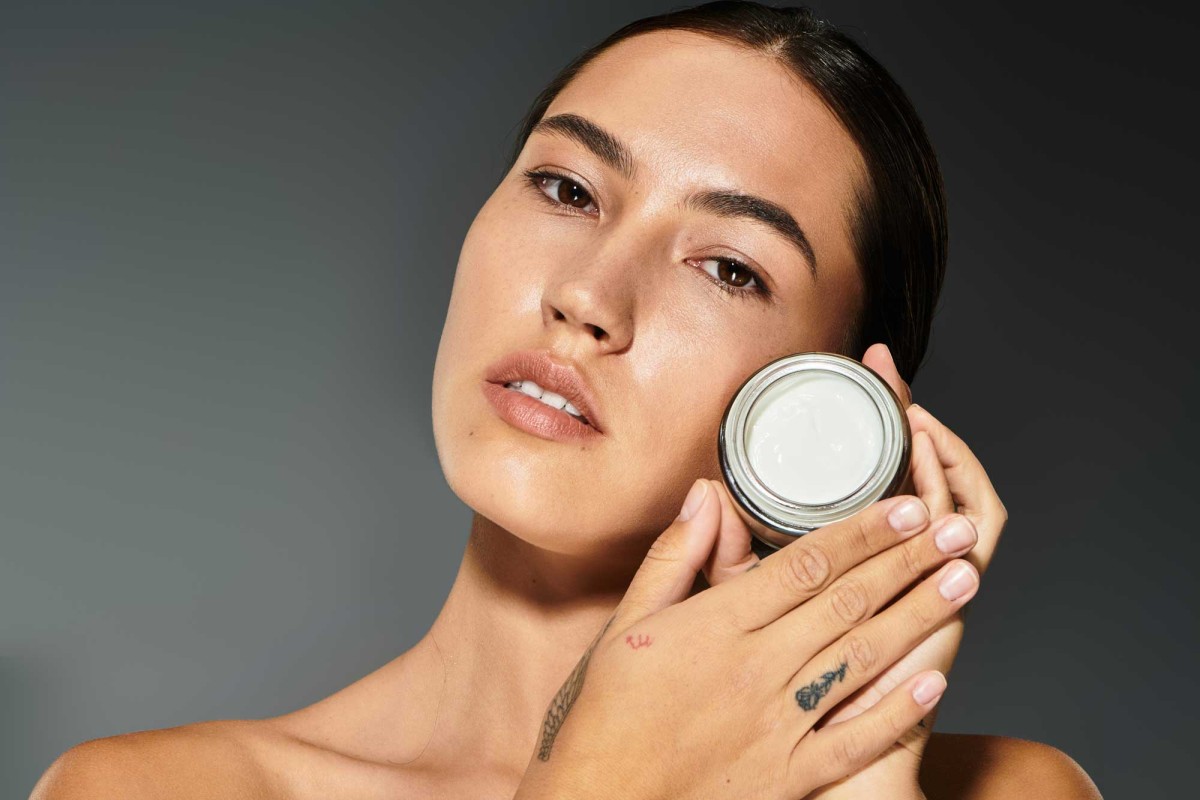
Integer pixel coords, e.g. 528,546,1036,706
719,352,910,551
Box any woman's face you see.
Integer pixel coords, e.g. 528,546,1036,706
432,30,866,558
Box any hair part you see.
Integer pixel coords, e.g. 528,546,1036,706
504,1,947,386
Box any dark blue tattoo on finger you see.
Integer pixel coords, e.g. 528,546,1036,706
795,661,849,711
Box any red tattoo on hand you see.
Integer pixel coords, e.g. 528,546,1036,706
625,634,653,650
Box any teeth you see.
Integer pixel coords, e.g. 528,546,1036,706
503,380,590,425
516,380,543,400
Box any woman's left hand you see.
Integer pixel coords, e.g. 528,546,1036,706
700,343,1009,799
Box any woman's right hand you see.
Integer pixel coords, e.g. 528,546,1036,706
513,480,980,800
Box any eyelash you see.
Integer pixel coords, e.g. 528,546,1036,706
521,167,771,302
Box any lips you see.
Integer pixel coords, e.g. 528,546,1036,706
484,349,605,434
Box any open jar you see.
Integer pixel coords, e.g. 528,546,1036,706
718,352,911,552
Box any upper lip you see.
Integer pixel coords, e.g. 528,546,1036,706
485,349,605,433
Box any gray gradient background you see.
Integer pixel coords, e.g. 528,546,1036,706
3,1,1196,796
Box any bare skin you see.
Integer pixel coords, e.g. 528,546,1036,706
30,30,1101,800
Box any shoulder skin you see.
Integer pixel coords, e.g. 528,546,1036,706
27,721,279,800
923,733,1104,800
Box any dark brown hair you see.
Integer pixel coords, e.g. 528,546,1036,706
504,1,947,386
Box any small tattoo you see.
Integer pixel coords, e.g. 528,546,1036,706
795,661,849,711
537,612,616,761
918,718,927,728
625,633,652,650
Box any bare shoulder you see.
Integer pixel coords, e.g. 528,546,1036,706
29,714,434,800
28,641,451,800
28,720,286,800
922,732,1103,800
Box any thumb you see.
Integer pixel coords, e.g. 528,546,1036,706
612,479,721,631
702,479,762,587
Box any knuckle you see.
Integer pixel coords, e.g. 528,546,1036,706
644,532,683,565
906,595,937,631
882,697,909,738
900,537,928,580
834,728,867,768
830,579,870,625
844,635,877,673
850,514,876,554
781,542,832,594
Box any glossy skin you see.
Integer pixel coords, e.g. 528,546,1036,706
29,30,1101,800
430,30,865,563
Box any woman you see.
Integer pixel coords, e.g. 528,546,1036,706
32,3,1102,798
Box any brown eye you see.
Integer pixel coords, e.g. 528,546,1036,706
523,168,599,215
695,256,763,295
554,178,591,209
716,259,753,288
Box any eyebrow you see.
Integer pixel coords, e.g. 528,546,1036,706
529,112,818,280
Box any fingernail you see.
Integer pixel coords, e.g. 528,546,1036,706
938,562,978,601
934,516,977,554
678,480,710,522
888,498,929,535
912,672,947,705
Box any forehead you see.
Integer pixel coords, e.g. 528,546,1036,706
540,30,866,272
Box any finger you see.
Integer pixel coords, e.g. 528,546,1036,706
782,557,978,731
788,669,947,793
702,480,762,587
806,618,966,777
816,614,964,731
907,404,1008,569
610,479,722,632
758,512,977,668
861,342,912,408
710,493,933,632
911,429,954,520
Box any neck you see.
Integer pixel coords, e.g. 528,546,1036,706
416,512,652,780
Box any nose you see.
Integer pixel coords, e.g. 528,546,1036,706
541,258,635,355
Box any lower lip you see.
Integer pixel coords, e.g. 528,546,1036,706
482,380,603,443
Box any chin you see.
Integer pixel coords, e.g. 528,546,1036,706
460,457,609,555
436,431,668,561
434,410,594,556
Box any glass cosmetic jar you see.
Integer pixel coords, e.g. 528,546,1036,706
718,352,911,552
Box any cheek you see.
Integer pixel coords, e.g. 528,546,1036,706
432,206,509,480
437,204,540,367
444,196,566,332
628,307,797,480
629,271,855,496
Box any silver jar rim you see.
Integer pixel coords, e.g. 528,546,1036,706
718,352,911,551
